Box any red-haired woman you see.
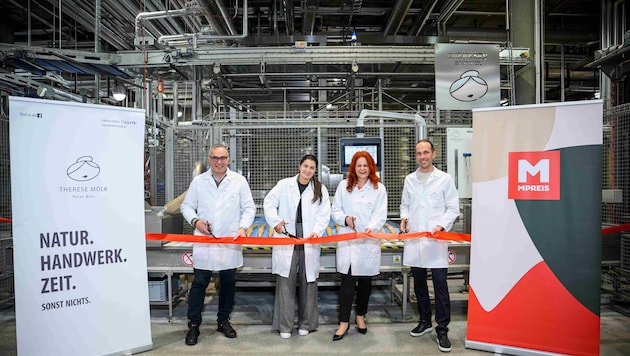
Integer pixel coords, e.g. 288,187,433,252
331,151,387,340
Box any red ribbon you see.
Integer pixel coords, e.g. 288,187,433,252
601,223,630,235
2,216,627,242
145,230,472,245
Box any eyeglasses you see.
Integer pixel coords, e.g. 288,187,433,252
210,156,228,162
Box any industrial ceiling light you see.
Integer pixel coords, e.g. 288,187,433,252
112,84,126,101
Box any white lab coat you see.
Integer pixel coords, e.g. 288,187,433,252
332,180,387,276
181,169,256,271
400,167,460,268
263,175,331,282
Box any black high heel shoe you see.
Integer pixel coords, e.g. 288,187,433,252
332,324,349,341
356,315,367,334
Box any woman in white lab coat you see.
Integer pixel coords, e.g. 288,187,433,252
263,154,331,339
331,151,387,340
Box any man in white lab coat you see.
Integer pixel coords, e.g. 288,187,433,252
181,144,256,345
400,139,460,353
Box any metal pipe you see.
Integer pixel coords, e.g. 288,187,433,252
357,109,427,141
58,0,62,49
157,0,249,46
94,0,101,103
215,0,238,36
135,7,197,43
383,0,413,36
27,0,31,46
142,0,184,35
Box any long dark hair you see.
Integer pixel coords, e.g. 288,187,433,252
300,154,323,204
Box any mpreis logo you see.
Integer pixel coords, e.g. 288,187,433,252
508,151,560,200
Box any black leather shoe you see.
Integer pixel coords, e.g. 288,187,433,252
410,320,432,337
185,325,200,345
332,324,349,341
217,321,237,338
356,315,367,334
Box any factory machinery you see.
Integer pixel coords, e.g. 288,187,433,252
145,211,471,320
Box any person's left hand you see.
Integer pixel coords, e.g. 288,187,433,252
431,225,444,235
304,232,318,239
363,227,372,236
234,228,246,240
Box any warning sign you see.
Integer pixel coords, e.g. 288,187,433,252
392,255,401,266
447,249,456,264
182,251,194,266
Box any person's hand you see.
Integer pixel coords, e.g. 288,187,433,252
431,225,444,236
195,219,212,236
345,215,356,230
363,227,372,236
399,218,409,234
305,232,318,240
274,221,287,234
234,228,246,240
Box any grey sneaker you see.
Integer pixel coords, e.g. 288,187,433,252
437,331,452,352
410,320,432,337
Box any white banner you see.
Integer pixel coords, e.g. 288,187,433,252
9,97,152,355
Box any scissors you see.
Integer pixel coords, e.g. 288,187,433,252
207,222,217,238
281,225,299,239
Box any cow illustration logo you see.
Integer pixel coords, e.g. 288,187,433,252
449,70,488,102
67,156,101,181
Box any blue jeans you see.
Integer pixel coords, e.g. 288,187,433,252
411,267,450,333
187,268,236,327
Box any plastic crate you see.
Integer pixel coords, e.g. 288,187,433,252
148,275,180,302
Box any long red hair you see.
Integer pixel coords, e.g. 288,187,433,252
347,151,380,192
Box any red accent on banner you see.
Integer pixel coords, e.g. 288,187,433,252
467,261,600,355
146,230,472,245
508,151,561,200
0,218,11,223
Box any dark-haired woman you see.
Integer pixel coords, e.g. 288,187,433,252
263,154,331,339
331,151,387,340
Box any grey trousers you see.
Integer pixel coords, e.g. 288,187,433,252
272,232,319,333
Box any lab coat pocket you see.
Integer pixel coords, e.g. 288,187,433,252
428,191,444,208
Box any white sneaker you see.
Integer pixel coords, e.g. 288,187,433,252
298,329,309,336
280,332,292,339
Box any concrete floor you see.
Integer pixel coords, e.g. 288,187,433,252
1,280,629,355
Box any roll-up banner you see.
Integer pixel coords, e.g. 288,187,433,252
9,97,152,355
466,100,603,355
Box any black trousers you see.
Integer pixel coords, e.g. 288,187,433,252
187,268,237,327
411,267,450,333
337,268,373,323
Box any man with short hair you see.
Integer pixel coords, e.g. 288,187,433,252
181,144,256,345
400,139,460,352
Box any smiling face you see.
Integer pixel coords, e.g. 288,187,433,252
415,141,436,173
355,156,370,182
208,146,229,177
298,158,317,184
